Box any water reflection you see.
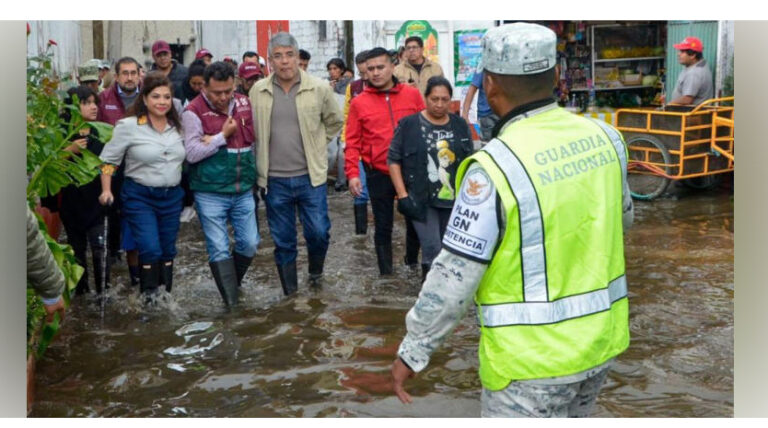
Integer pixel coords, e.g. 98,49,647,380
31,188,733,417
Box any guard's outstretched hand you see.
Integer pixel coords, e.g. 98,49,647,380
391,357,415,404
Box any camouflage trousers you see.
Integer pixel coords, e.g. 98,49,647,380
480,366,610,418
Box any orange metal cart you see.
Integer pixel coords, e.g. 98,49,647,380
614,97,734,200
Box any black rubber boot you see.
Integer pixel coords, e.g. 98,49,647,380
233,252,253,287
375,244,393,276
129,265,140,287
354,203,367,235
277,262,298,296
421,264,430,283
160,260,174,293
209,258,239,307
308,254,325,287
74,271,89,296
139,262,161,296
404,219,420,269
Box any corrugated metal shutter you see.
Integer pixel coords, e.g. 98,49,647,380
666,21,718,99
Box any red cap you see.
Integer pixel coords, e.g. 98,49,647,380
152,40,171,56
239,62,263,80
195,48,212,60
674,36,704,53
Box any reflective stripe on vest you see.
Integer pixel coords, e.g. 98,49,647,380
483,139,548,302
589,119,628,184
481,274,627,327
479,127,628,326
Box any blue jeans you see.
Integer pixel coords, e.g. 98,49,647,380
265,174,331,265
121,178,183,264
120,216,136,251
355,160,369,205
194,191,260,263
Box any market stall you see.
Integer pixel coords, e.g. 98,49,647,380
521,21,668,123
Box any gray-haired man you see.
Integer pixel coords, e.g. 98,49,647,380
249,32,343,297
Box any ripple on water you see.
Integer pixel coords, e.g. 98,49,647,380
30,189,733,417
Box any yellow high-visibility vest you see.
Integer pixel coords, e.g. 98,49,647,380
454,105,630,390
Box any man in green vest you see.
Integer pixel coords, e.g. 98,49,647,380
390,22,635,417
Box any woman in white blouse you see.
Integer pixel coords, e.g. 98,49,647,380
98,71,186,301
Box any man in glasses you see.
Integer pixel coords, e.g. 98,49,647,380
394,36,444,98
97,57,143,287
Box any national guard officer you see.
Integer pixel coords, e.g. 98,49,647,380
391,22,635,417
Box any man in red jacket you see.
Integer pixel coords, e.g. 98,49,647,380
345,47,425,275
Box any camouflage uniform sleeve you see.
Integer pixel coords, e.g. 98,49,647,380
621,139,634,230
397,163,500,372
26,206,65,300
622,176,634,230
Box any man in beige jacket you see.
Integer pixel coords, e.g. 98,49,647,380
394,36,445,97
249,32,343,297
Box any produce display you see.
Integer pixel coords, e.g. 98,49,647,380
600,46,665,59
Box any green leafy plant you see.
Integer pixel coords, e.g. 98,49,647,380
26,37,113,358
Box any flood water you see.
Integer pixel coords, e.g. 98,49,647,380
30,183,733,417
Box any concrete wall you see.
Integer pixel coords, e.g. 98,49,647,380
27,21,83,78
104,21,196,69
289,20,348,79
198,21,258,64
717,21,735,97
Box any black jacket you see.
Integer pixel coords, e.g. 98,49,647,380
151,60,188,100
59,128,106,233
181,78,200,105
390,112,473,219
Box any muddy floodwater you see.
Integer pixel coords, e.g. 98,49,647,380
30,184,733,417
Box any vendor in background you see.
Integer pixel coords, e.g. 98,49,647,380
98,72,187,302
663,36,713,106
388,76,474,281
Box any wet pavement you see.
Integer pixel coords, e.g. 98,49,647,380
30,183,733,417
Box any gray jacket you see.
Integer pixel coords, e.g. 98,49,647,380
27,206,65,300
